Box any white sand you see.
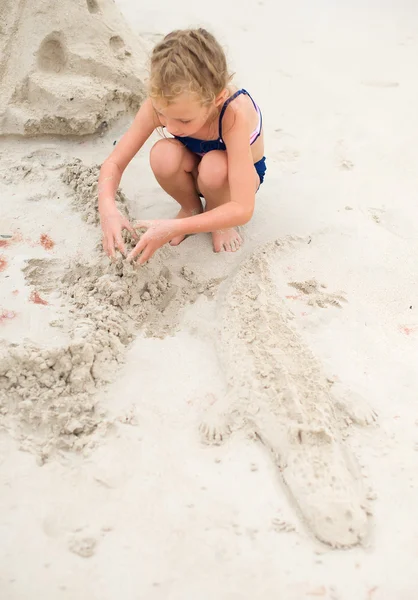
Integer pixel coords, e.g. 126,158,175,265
1,0,418,598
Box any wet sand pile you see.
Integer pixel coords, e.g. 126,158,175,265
62,159,130,226
0,160,221,460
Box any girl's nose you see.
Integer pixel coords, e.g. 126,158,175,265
167,121,181,136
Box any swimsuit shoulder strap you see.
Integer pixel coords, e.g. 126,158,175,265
218,89,247,140
219,89,261,140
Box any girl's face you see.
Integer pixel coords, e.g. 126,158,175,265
153,92,225,137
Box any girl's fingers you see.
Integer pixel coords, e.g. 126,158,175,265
104,236,114,258
127,237,147,263
123,220,138,239
107,236,116,259
138,245,154,265
115,235,127,257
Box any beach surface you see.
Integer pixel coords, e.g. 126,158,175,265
1,1,418,598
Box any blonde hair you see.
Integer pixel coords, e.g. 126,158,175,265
149,28,232,105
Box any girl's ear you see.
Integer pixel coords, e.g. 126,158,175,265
214,88,228,107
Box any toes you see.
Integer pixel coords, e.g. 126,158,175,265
230,237,242,252
213,236,223,252
235,232,243,246
212,230,243,253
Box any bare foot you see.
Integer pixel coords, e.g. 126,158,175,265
212,228,243,253
170,206,202,247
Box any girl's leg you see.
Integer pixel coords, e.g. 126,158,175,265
197,151,259,252
150,138,202,246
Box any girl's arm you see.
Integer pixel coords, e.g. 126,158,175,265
172,105,256,235
98,98,158,214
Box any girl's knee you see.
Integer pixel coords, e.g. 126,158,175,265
198,151,228,191
150,139,185,178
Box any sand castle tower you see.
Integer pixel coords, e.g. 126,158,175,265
0,0,148,136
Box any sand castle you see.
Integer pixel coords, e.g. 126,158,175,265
0,0,148,136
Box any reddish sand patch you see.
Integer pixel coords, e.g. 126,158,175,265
40,233,55,250
0,309,17,324
399,325,417,336
0,232,23,247
0,255,7,272
30,290,49,306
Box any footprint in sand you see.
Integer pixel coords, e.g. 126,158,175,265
199,240,374,548
68,535,97,558
23,148,66,170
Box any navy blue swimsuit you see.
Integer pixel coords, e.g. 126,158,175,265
174,89,266,186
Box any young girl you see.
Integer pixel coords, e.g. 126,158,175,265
98,28,266,265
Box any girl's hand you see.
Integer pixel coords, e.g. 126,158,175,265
100,209,137,258
127,219,181,265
